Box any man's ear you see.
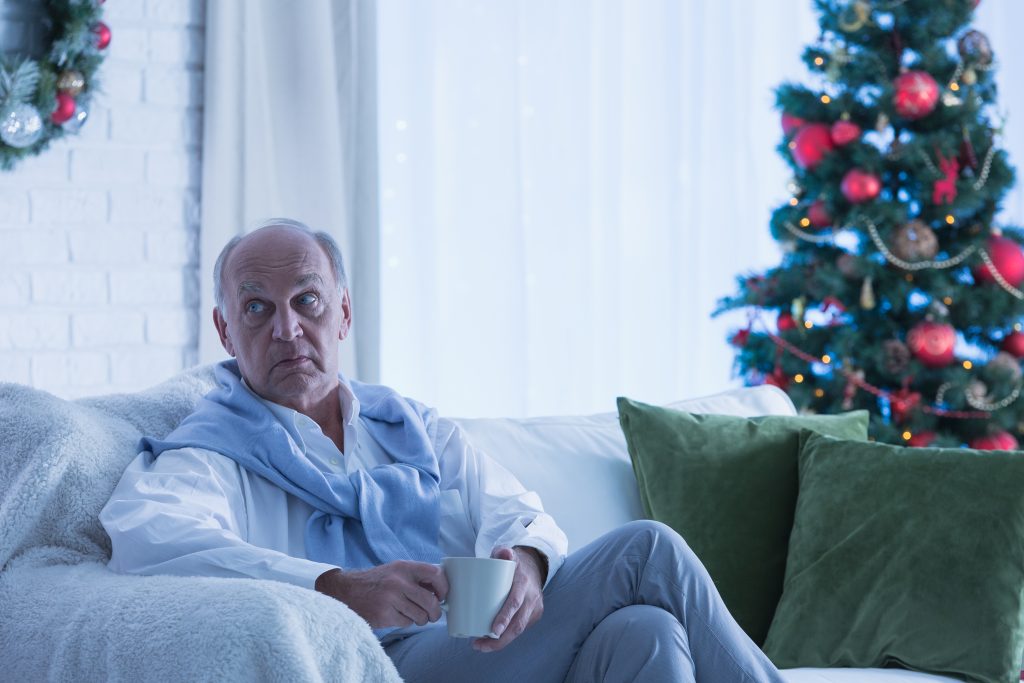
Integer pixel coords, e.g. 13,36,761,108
213,307,236,356
338,289,353,341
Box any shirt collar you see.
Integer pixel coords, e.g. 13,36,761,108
241,376,362,429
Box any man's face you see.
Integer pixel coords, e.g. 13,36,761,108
213,226,351,410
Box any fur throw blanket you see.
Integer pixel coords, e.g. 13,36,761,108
0,366,401,682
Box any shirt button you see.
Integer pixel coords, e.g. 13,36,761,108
331,458,339,465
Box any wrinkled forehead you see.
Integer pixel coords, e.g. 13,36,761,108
225,229,336,296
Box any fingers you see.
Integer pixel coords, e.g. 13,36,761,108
410,561,449,601
474,591,542,652
491,546,515,561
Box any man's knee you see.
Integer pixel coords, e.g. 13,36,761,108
612,519,693,557
596,604,684,643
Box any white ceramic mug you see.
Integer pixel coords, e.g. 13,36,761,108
441,556,515,638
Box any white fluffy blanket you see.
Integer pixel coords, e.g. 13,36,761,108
0,366,402,682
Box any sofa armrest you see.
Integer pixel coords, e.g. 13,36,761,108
0,561,401,683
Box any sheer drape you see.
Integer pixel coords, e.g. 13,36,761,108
199,0,380,380
376,1,820,417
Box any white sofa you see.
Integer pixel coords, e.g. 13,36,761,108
0,365,961,682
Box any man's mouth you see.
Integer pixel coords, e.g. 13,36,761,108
274,355,313,369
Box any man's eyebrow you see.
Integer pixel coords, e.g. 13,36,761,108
296,273,326,288
236,273,325,298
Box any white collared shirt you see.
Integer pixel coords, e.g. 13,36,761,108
100,380,568,594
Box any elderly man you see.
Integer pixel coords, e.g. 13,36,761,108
101,219,783,683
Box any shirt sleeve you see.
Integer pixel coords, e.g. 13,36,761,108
99,447,338,590
435,419,569,588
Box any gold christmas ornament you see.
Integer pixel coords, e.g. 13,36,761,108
962,68,978,86
838,0,871,32
837,252,861,278
958,30,993,67
988,351,1024,382
875,112,890,132
57,70,86,96
890,220,939,262
860,276,876,310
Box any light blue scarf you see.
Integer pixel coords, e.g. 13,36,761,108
141,360,443,571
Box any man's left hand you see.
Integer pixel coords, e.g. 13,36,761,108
473,546,546,652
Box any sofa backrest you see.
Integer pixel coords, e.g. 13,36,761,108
453,385,796,552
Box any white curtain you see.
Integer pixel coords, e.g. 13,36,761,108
199,0,380,381
376,1,821,418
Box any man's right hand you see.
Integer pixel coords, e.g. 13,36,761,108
315,561,449,629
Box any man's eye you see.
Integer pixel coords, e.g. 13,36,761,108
298,293,318,305
246,301,265,314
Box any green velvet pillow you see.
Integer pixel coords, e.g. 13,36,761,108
764,431,1024,683
616,397,869,646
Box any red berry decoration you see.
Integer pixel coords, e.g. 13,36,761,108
781,113,805,136
970,430,1019,451
51,92,76,124
841,169,881,203
94,22,112,50
975,236,1024,287
830,120,861,146
1002,331,1024,358
907,431,936,448
792,123,835,169
893,71,939,120
777,312,797,331
906,320,956,368
807,200,832,228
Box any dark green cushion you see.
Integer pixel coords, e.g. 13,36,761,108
616,397,869,645
764,431,1024,682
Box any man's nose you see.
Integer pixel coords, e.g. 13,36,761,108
272,307,302,341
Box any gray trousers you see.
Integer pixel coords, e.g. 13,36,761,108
385,520,784,683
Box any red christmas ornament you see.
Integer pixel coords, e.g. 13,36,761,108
893,71,939,120
830,120,861,146
932,152,960,205
792,123,835,170
970,431,1019,451
975,236,1024,287
1002,331,1024,358
807,200,832,228
907,320,956,368
50,92,76,124
764,368,790,390
93,22,112,50
781,113,805,136
890,388,922,423
841,169,881,203
907,431,936,448
777,312,797,331
730,329,751,347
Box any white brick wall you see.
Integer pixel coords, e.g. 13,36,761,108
0,0,205,398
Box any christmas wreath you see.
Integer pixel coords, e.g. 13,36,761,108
0,0,110,171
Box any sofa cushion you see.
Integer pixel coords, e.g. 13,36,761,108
453,385,796,553
764,431,1024,683
616,399,869,646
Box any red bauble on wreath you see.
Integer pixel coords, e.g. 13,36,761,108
50,92,76,124
893,71,939,120
777,312,797,331
970,430,1019,451
1002,331,1024,358
807,200,832,228
907,320,956,368
792,123,835,169
974,236,1024,287
93,22,112,50
841,169,881,203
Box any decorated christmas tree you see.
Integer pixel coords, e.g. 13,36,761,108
717,0,1024,448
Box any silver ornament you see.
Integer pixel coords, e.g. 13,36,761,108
61,102,89,134
0,103,44,148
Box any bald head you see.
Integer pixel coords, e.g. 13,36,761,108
213,218,347,312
